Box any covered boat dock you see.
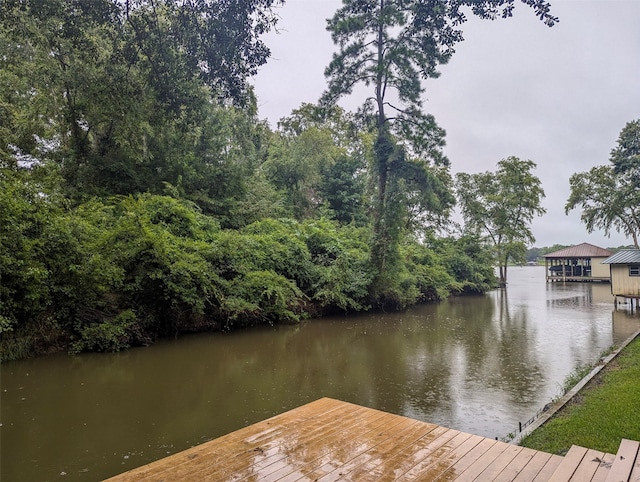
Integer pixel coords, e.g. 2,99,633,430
544,243,613,282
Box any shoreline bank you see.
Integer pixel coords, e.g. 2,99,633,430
514,327,640,453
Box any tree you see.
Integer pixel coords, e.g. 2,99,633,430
0,0,281,200
319,153,369,225
566,120,640,247
455,157,546,285
610,120,640,179
322,0,556,295
264,104,370,223
265,125,341,220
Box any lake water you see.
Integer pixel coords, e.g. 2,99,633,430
2,266,638,481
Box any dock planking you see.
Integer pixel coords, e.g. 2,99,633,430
104,398,640,481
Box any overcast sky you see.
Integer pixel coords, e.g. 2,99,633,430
252,0,640,249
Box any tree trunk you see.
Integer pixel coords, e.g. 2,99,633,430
371,0,392,276
498,262,508,287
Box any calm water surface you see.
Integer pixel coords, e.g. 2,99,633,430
2,267,639,481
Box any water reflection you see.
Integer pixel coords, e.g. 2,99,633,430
1,267,638,481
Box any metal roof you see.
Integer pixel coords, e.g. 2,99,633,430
602,249,640,264
544,242,613,259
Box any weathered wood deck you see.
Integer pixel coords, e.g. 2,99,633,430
104,398,640,481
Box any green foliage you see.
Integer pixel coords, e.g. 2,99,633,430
365,132,456,303
226,172,286,228
235,220,313,282
565,165,639,246
610,119,640,178
319,154,368,226
301,220,374,312
525,246,543,262
1,175,499,358
456,157,546,285
264,105,369,224
531,244,570,257
320,1,565,295
0,168,55,333
265,127,339,219
1,1,517,358
70,310,137,354
222,271,304,327
402,242,451,304
0,0,280,207
212,218,374,316
322,0,556,160
436,235,497,293
95,195,223,334
566,120,640,248
402,234,497,303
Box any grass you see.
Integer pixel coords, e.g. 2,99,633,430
558,362,595,395
0,334,36,362
520,336,640,455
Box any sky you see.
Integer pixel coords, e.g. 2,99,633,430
252,0,640,249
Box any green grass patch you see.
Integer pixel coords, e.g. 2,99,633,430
520,336,640,455
559,363,594,395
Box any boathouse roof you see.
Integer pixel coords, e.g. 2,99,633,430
602,249,640,264
544,242,613,259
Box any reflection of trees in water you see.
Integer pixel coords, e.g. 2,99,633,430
337,293,548,425
394,292,546,410
487,289,545,403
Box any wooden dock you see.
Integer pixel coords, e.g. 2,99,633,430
104,398,640,481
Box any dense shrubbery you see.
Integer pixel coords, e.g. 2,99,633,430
0,1,500,361
0,175,496,359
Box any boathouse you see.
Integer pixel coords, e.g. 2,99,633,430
602,249,640,308
544,242,613,282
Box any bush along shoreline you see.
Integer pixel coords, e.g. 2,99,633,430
0,193,496,362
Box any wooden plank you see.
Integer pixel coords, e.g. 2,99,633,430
289,416,423,482
629,455,640,482
548,445,589,482
307,419,441,482
471,445,524,481
569,449,607,482
206,402,393,481
227,409,390,481
356,428,466,482
492,447,539,481
394,433,485,480
512,451,561,482
335,425,456,482
105,398,640,482
262,410,411,482
532,455,565,482
180,399,374,481
379,430,468,481
605,439,640,482
433,437,499,481
591,453,616,482
450,440,515,482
